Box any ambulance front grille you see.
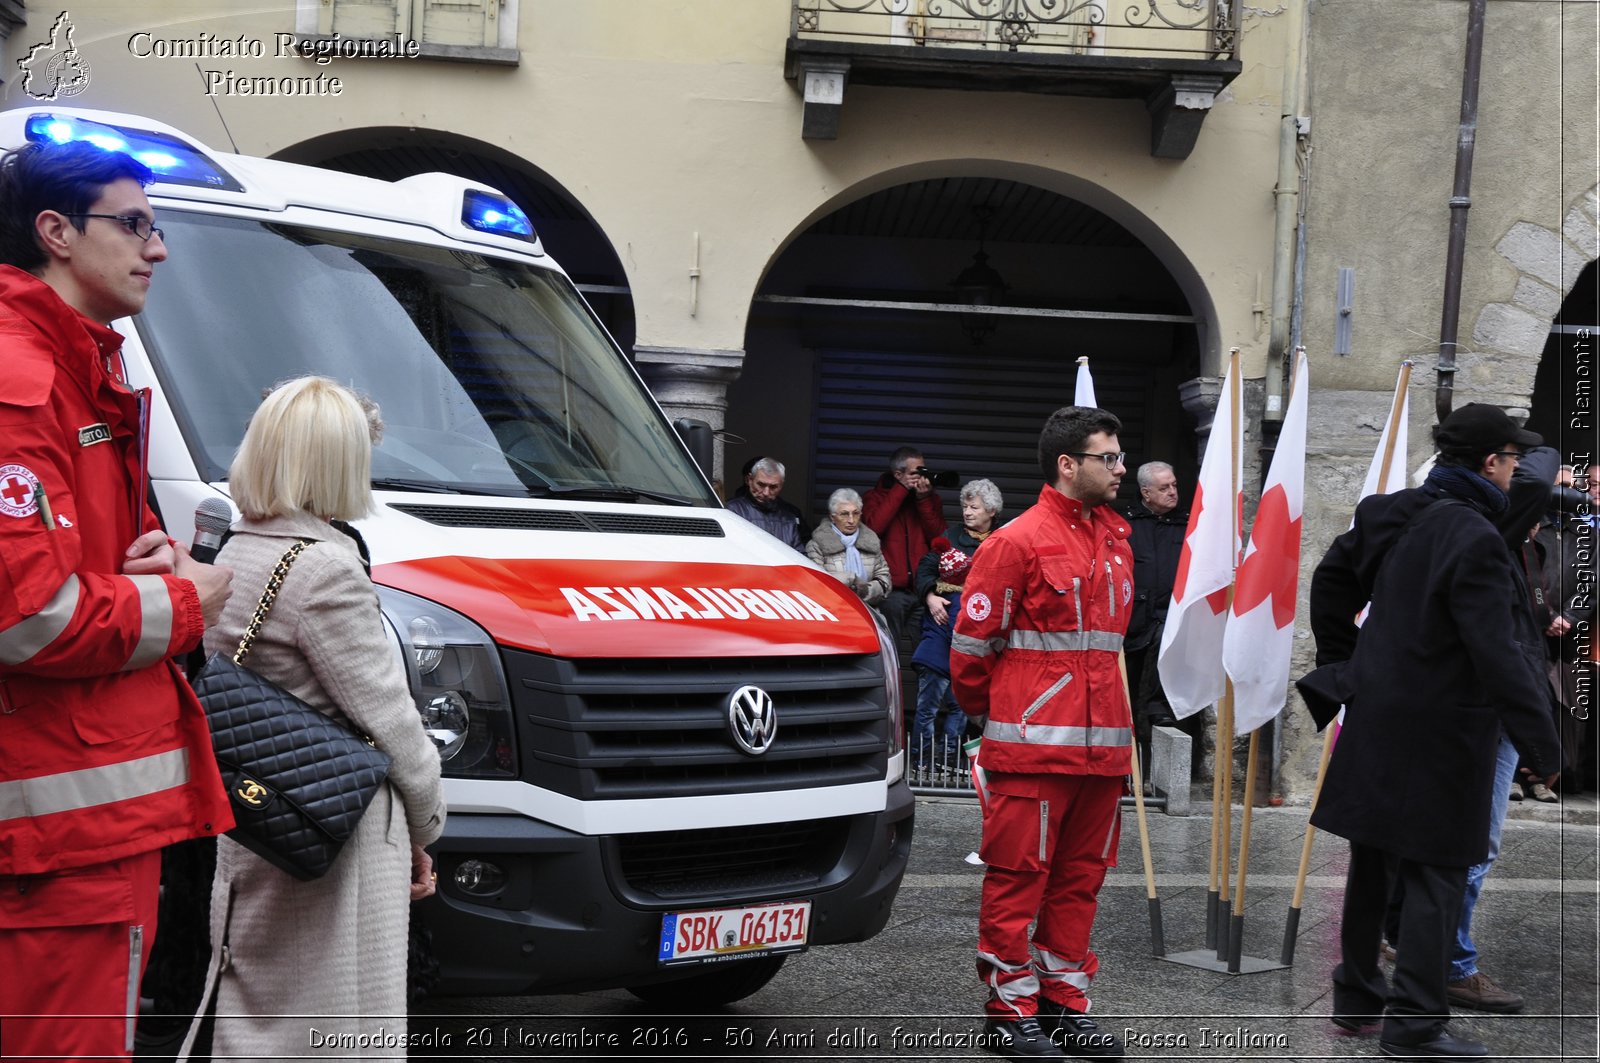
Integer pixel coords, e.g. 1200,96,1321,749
502,650,890,799
389,503,725,537
610,817,855,901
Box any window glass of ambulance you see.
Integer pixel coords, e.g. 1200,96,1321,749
135,211,713,503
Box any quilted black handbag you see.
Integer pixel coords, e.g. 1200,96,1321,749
191,540,392,881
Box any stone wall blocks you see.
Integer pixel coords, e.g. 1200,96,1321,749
1471,302,1548,358
1495,221,1569,290
1565,206,1599,262
1512,276,1562,320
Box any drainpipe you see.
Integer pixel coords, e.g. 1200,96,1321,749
1261,0,1308,474
1436,0,1487,425
1261,0,1308,804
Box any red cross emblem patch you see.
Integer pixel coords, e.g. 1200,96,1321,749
0,464,41,519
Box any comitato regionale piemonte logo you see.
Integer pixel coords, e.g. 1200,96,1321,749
18,12,92,101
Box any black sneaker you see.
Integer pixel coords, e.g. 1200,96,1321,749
1042,1006,1124,1060
983,1015,1065,1059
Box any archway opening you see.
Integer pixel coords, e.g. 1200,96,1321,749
733,175,1205,529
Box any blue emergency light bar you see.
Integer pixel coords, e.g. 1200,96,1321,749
24,114,243,192
461,189,535,241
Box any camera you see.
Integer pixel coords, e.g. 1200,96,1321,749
1550,484,1591,515
913,467,961,489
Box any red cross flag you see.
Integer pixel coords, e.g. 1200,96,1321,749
1223,348,1309,736
1157,352,1243,719
1074,356,1097,407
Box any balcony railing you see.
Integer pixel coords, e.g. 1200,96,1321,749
792,0,1239,62
785,0,1243,156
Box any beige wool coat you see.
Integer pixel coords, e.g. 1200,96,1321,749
805,520,892,604
181,511,445,1062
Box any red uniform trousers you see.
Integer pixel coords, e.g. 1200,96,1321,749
976,772,1122,1019
0,849,161,1061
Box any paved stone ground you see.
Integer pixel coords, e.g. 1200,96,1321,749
415,791,1599,1062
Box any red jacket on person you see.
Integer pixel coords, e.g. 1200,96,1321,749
862,474,945,592
950,485,1134,776
0,266,231,876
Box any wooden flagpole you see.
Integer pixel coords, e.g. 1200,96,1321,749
1279,358,1412,965
1228,347,1303,968
1213,348,1242,962
1228,729,1261,971
1120,651,1165,955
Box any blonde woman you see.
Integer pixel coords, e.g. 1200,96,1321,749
183,377,444,1060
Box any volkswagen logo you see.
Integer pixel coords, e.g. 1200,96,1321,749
726,685,776,756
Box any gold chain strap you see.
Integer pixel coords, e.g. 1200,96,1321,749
232,541,311,666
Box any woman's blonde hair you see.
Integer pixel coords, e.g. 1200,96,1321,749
230,376,380,521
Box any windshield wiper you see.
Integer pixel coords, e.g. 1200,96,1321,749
371,477,467,494
536,485,696,506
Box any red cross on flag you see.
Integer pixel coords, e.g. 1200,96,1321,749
1074,356,1098,407
1158,353,1243,720
1223,348,1309,736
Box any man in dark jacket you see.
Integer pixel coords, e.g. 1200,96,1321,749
1119,461,1194,760
725,456,804,550
1306,404,1562,1061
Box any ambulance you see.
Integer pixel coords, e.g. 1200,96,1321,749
0,107,913,1005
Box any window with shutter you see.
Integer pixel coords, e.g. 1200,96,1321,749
299,0,516,61
418,0,498,49
319,0,403,39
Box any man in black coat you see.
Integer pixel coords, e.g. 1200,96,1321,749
1305,403,1562,1061
1120,461,1197,759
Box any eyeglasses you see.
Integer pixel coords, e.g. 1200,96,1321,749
1069,451,1128,469
62,213,165,243
1490,451,1523,464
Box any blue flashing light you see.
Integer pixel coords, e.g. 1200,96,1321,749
461,189,535,241
22,114,243,192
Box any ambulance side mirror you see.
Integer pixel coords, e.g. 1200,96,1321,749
673,417,715,480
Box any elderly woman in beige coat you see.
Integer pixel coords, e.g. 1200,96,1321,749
806,488,892,606
182,378,444,1061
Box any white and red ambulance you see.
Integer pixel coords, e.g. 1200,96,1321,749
0,107,912,1006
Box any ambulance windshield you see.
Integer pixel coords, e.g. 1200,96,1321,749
135,210,716,505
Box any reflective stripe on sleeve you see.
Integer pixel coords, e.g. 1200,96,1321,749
121,575,176,672
0,747,190,821
0,574,81,665
983,721,1134,748
951,631,1004,658
1007,629,1124,653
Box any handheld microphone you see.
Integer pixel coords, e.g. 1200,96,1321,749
191,497,234,565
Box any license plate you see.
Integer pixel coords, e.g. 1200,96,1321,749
657,900,811,966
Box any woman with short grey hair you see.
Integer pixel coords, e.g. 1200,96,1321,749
806,488,892,605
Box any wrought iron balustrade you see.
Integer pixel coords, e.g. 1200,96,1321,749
791,0,1239,62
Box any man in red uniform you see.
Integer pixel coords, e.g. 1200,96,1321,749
863,445,946,646
0,140,234,1060
952,407,1133,1060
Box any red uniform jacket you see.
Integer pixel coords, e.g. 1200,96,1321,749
950,485,1133,776
862,476,945,591
0,266,231,875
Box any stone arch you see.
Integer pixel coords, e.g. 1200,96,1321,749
1470,185,1600,404
750,158,1227,376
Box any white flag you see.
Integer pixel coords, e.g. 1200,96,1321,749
1223,349,1309,735
1158,354,1242,719
1361,365,1411,500
1074,357,1098,407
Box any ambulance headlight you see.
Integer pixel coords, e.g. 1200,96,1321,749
873,611,905,770
377,586,517,778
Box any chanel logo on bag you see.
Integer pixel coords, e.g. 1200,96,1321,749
234,778,271,808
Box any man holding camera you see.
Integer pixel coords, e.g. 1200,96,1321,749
864,446,948,646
